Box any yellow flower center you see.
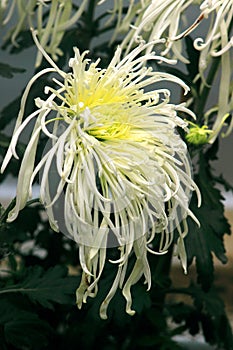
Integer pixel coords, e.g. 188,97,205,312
60,59,150,143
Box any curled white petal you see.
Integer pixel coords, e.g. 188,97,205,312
2,41,200,318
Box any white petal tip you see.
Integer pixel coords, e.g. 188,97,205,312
6,211,19,223
126,309,136,316
100,312,108,320
99,303,108,320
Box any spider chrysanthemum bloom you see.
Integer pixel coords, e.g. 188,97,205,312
1,35,200,318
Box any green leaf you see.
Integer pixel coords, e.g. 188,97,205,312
0,132,25,157
186,150,231,290
0,132,25,196
191,286,233,348
168,302,200,336
168,285,233,349
5,313,51,349
2,30,34,53
13,205,42,235
136,334,183,349
0,62,25,78
185,36,200,81
0,265,78,309
0,204,40,246
0,96,21,130
0,299,51,349
0,73,49,130
214,173,233,192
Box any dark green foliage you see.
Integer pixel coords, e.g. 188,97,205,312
1,196,230,349
185,36,200,82
186,145,231,290
168,285,233,349
0,97,21,130
0,169,232,349
0,265,78,309
0,300,52,350
0,75,49,131
0,63,25,78
2,30,34,53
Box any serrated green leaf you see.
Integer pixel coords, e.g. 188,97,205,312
2,30,34,53
5,314,51,350
0,96,21,130
0,62,25,78
186,285,233,348
0,299,51,350
185,36,200,81
205,137,219,161
0,133,25,156
168,283,233,347
214,173,233,192
186,208,215,290
186,150,231,290
168,302,200,336
0,204,40,245
0,265,78,309
0,73,49,130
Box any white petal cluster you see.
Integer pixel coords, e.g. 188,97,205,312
0,0,89,66
110,0,233,62
1,36,200,318
108,0,233,141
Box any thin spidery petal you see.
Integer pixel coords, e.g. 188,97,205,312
1,33,200,318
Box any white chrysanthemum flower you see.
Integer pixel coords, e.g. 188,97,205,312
1,34,200,318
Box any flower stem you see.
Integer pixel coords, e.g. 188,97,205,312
195,56,220,121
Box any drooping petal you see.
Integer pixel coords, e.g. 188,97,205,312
1,38,200,318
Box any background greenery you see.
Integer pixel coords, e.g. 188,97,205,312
0,1,233,349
